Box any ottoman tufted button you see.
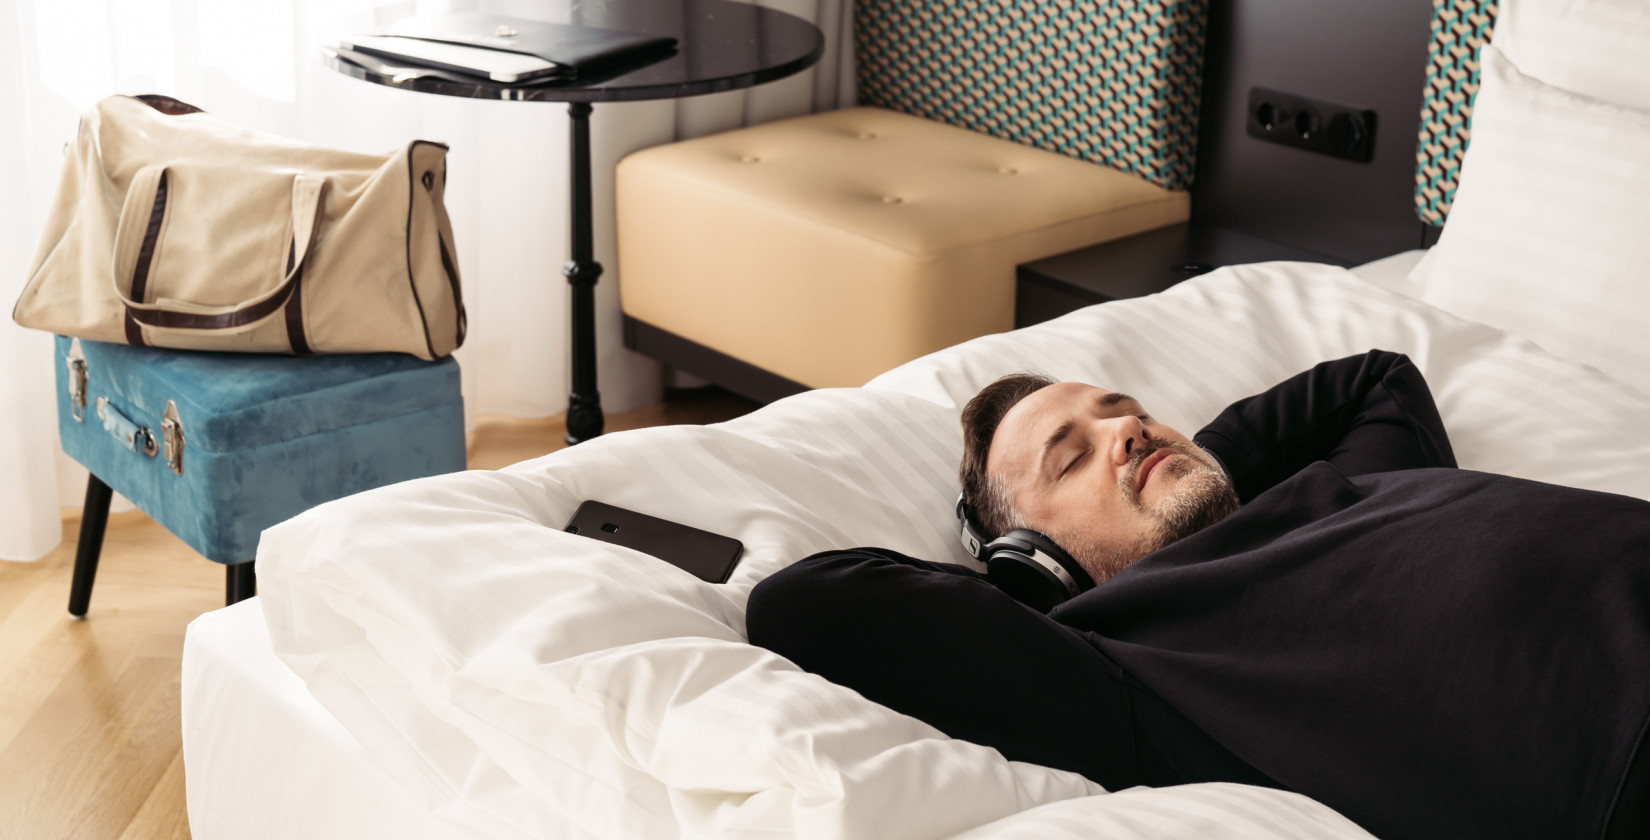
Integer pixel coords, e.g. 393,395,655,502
858,131,878,140
998,166,1018,175
881,195,903,205
741,154,761,163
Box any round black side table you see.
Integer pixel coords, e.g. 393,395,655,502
324,0,824,444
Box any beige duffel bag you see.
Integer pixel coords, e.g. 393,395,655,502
13,94,465,360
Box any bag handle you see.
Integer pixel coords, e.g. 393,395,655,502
113,167,327,331
96,397,158,457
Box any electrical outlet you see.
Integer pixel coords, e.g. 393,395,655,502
1245,87,1376,163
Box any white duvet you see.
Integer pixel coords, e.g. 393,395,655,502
258,262,1650,839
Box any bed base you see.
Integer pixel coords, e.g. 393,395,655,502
622,315,809,405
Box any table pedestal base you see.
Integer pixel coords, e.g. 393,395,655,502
564,101,605,445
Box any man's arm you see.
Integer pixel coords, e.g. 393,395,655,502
1192,350,1456,504
748,548,1138,787
746,547,1278,791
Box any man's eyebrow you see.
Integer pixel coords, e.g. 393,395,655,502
1040,419,1077,477
1099,392,1138,409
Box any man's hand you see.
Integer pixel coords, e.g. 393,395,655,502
1192,350,1457,504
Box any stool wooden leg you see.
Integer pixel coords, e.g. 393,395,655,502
225,562,256,606
68,474,114,619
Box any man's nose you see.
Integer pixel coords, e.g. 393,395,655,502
1105,416,1150,465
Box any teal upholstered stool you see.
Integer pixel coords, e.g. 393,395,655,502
54,336,466,615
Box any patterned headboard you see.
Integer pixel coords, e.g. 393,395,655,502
855,0,1209,192
1415,0,1499,226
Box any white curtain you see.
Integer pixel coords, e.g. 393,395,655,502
0,0,857,562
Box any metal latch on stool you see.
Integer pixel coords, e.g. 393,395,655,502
161,400,184,475
66,337,88,422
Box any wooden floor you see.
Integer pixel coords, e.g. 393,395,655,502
0,387,757,840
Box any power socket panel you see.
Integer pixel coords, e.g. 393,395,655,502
1245,87,1377,163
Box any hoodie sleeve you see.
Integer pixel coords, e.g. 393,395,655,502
1192,350,1456,504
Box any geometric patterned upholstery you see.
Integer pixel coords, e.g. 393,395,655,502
1414,0,1500,226
855,0,1210,192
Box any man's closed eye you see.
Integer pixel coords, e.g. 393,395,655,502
1061,450,1088,478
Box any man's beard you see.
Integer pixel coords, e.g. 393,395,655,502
1061,439,1239,585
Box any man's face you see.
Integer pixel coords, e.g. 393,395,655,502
987,382,1237,584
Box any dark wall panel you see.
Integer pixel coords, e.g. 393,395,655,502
1191,0,1434,264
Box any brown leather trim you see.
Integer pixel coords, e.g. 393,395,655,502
124,171,169,346
283,238,312,354
438,232,466,346
125,175,312,332
404,141,440,360
123,312,147,345
130,172,166,303
134,94,205,116
124,307,148,346
125,280,296,329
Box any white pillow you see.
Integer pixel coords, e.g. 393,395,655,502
1412,43,1650,395
1494,0,1650,111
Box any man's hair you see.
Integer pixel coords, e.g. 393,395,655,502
959,372,1057,540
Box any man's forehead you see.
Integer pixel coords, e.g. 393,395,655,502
986,382,1120,477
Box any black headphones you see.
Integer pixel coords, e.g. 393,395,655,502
956,493,1094,613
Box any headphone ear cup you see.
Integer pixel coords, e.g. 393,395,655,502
984,530,1093,613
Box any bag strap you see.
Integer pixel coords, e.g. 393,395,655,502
113,168,327,331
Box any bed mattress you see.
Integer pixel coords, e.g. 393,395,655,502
183,599,1366,839
183,257,1650,839
181,600,450,840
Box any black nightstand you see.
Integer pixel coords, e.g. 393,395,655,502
1015,223,1350,328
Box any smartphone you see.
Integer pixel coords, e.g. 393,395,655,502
563,500,744,583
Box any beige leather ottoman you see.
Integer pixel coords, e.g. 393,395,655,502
617,107,1189,390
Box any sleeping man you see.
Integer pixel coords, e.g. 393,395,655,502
746,350,1649,840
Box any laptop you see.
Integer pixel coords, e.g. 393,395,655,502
338,35,564,84
340,13,677,84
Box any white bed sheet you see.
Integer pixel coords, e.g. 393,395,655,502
183,596,1354,840
181,599,451,840
1345,248,1426,296
184,260,1650,840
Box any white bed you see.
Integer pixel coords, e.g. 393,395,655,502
182,249,1650,839
184,1,1650,830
